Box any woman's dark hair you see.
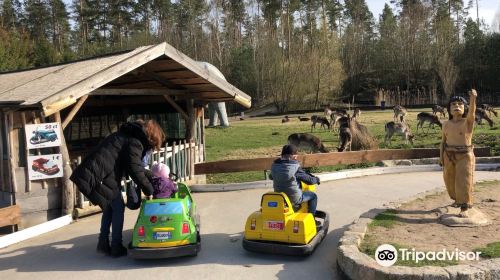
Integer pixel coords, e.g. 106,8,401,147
447,96,468,120
136,119,166,150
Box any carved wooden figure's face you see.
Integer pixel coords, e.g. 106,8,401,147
450,101,465,118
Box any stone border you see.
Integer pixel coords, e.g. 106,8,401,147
336,187,500,280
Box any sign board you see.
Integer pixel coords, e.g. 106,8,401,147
28,154,63,180
25,122,62,149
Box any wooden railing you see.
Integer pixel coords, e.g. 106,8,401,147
194,147,491,175
73,140,204,209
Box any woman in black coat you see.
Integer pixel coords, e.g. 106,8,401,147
70,120,165,257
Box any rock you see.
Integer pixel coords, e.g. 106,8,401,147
471,259,500,280
421,267,451,280
374,266,422,280
444,265,486,280
396,160,413,166
439,207,490,227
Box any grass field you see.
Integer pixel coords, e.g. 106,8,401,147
204,108,500,184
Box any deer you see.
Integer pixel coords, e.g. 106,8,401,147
416,112,442,133
352,108,361,119
480,104,498,118
393,105,408,122
475,108,495,128
330,111,348,132
287,133,329,153
311,115,330,131
432,105,447,118
337,115,352,152
281,116,290,123
385,121,414,146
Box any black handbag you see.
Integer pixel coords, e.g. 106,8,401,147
125,182,142,210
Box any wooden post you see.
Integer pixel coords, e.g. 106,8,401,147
187,140,192,180
201,107,206,162
189,140,194,180
181,141,185,181
7,111,18,194
184,140,188,181
53,112,74,216
76,156,84,209
163,142,168,166
172,141,176,178
0,112,4,192
20,112,31,193
186,99,196,141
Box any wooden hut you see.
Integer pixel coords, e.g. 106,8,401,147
0,42,251,229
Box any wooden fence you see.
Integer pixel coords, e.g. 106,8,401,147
73,140,204,209
194,147,491,174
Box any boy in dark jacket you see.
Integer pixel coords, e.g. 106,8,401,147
270,144,320,215
70,120,165,257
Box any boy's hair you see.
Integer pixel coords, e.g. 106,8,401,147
281,144,298,158
448,96,469,120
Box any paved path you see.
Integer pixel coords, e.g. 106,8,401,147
1,171,499,280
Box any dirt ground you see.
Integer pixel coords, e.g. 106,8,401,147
364,180,500,261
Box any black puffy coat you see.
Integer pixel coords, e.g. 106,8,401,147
70,122,155,209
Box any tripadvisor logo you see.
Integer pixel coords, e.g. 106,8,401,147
375,244,482,267
375,244,398,267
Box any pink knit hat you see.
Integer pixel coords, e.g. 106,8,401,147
152,162,170,179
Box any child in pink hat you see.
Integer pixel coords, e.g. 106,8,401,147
151,162,177,199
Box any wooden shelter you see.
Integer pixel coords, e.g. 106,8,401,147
0,42,251,229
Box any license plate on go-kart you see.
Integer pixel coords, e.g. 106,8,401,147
153,231,172,240
266,221,284,231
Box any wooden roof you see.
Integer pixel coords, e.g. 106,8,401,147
0,42,251,116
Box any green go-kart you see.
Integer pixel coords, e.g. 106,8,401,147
128,183,201,259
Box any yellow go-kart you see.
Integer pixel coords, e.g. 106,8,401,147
242,182,329,256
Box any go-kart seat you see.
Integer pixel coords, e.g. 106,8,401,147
261,193,290,216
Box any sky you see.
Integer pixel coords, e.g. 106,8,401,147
366,0,500,32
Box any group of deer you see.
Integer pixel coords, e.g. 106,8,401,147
323,106,362,152
385,105,442,146
385,103,497,146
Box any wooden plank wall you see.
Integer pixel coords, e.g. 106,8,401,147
194,147,491,175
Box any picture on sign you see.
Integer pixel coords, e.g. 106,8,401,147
28,154,63,180
25,122,62,149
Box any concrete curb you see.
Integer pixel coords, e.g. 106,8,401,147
190,163,500,192
0,215,73,249
336,187,500,280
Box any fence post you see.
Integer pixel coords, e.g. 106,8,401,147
172,141,177,178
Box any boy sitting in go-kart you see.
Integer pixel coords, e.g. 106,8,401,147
270,144,320,215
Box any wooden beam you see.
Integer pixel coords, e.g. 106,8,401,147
6,111,18,193
41,43,167,116
162,43,252,108
53,112,74,216
0,205,21,228
186,98,196,141
20,112,31,193
62,95,88,129
194,147,491,175
91,88,188,96
145,70,182,89
162,95,189,120
0,112,4,192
